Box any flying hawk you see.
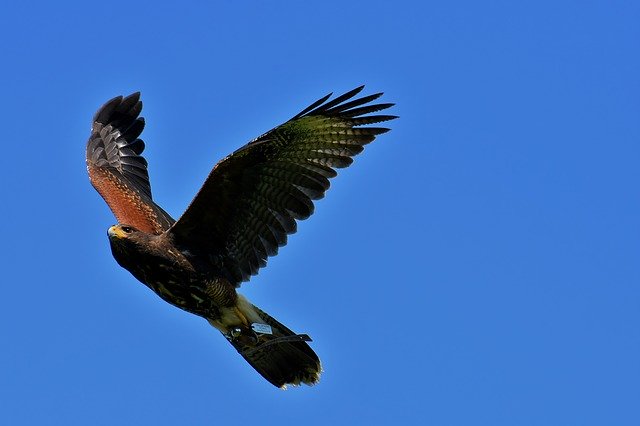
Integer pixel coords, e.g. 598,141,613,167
86,87,396,388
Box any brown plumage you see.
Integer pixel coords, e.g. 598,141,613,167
86,87,397,388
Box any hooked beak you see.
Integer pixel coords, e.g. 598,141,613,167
107,225,127,239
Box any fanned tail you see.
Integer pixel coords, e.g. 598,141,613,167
214,304,321,388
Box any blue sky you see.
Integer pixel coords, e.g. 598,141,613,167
0,1,638,425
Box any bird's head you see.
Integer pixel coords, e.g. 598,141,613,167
107,224,158,270
107,224,153,252
107,224,139,240
107,224,162,281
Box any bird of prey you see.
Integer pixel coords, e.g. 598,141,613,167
86,86,396,388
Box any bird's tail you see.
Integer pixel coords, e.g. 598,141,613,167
208,296,321,388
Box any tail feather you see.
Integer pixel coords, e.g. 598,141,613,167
224,305,322,388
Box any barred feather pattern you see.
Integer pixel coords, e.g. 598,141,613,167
168,86,397,284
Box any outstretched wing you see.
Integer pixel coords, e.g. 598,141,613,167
86,92,175,234
168,86,397,285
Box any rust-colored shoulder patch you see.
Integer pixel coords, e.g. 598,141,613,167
88,164,166,234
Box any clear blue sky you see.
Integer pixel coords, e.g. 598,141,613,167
0,1,638,425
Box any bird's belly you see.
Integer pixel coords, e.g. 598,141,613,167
112,245,236,319
126,262,214,317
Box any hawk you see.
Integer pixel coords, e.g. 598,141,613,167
86,86,396,388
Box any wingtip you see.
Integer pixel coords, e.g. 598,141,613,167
93,95,122,124
344,85,366,98
122,92,140,104
93,92,143,123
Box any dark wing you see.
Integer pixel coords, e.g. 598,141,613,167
86,92,175,234
168,86,397,284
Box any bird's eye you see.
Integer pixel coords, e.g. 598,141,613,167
121,226,133,233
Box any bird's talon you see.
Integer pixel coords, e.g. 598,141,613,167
228,327,259,346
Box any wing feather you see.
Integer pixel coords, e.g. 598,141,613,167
168,87,397,284
86,93,174,234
